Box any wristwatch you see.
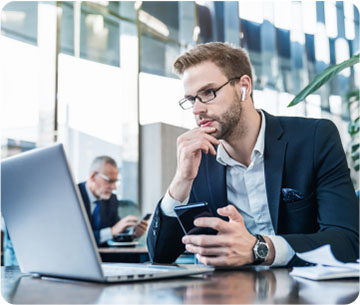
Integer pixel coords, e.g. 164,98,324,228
252,234,269,265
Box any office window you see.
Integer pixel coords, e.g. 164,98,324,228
305,34,316,63
196,4,213,43
60,2,75,56
302,1,317,35
274,1,291,30
140,33,180,78
1,1,38,45
276,28,291,92
241,19,262,89
290,2,305,45
141,1,179,41
344,2,355,40
325,1,337,38
315,23,330,65
0,37,40,145
335,38,351,77
238,2,263,24
80,4,120,67
139,2,180,78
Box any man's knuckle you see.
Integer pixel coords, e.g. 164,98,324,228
197,237,205,246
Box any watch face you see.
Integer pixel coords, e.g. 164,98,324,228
257,243,269,259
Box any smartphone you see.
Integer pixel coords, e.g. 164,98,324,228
174,202,218,235
141,213,152,221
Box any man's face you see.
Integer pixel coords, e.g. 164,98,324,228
90,163,119,200
182,61,243,140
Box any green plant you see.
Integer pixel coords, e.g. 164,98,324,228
288,53,360,172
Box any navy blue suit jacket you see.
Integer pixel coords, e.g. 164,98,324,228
78,182,120,245
147,111,359,266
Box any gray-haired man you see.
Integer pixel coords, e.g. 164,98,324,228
78,156,148,245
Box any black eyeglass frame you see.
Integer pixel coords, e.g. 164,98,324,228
178,77,241,110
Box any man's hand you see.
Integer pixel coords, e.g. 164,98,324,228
182,205,274,266
111,215,139,236
169,127,220,202
133,219,149,238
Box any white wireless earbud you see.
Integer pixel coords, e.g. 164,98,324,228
241,87,246,101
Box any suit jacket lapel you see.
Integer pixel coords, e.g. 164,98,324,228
78,182,92,220
263,111,287,233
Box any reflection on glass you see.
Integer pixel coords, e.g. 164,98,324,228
1,1,38,45
140,33,180,78
80,5,120,66
141,1,179,41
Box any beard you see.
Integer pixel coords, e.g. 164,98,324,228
199,93,244,140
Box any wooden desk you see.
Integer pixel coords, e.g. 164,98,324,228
2,266,358,304
99,246,149,263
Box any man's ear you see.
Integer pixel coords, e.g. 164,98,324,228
239,75,252,100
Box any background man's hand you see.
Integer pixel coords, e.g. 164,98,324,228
133,219,149,238
169,127,220,202
182,205,274,266
111,215,138,236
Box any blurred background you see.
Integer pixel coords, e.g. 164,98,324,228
1,1,359,263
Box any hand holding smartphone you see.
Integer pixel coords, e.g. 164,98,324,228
174,202,218,235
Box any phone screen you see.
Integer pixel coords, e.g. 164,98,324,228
174,202,217,235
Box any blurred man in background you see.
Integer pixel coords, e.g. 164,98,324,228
78,156,148,245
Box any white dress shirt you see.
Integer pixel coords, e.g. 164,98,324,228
85,183,113,244
161,110,295,266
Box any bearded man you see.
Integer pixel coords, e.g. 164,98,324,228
147,42,359,267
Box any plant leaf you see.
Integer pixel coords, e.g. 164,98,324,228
352,143,360,153
288,53,360,107
348,121,360,136
351,151,360,162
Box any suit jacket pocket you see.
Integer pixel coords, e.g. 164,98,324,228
282,192,315,211
278,192,319,234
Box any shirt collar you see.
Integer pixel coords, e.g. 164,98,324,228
216,109,266,167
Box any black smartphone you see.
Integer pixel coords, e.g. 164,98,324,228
141,213,152,221
174,202,218,235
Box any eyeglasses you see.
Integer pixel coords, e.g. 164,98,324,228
97,172,119,185
178,77,241,110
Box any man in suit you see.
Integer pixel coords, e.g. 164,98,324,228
78,156,148,245
147,42,359,267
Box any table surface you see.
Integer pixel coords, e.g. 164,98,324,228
2,266,359,304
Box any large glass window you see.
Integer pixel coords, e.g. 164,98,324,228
1,1,139,204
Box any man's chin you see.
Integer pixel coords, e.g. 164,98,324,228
101,194,112,200
210,130,223,140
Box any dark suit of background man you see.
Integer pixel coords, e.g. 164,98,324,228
147,42,359,267
78,156,148,245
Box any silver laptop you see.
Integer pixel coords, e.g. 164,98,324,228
1,143,214,282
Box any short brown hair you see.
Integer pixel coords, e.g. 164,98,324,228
173,42,253,83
